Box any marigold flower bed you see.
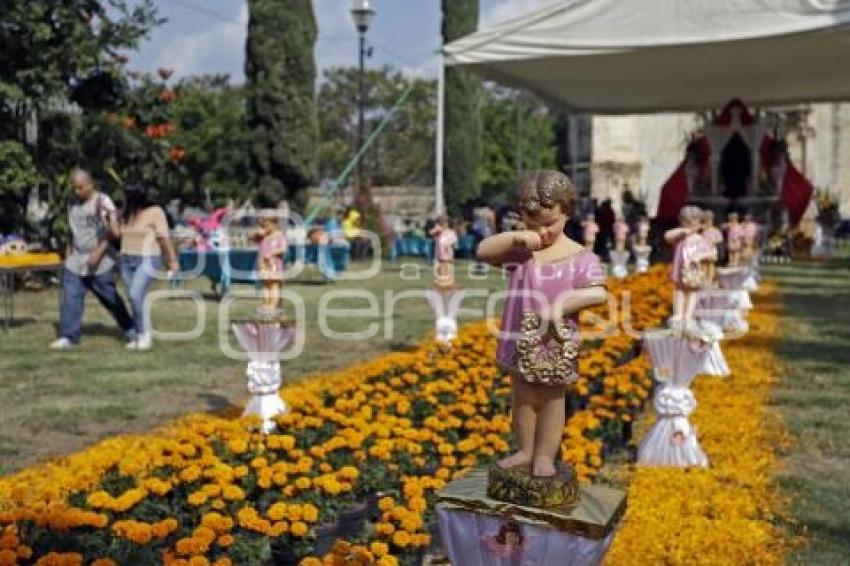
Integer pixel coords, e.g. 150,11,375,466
0,265,788,566
606,282,790,565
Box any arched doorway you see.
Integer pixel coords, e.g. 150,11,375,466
719,133,752,200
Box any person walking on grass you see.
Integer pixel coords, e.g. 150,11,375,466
120,183,178,351
50,169,135,349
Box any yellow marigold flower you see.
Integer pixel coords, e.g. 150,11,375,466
299,559,322,566
337,466,359,481
188,557,210,566
290,521,309,537
377,556,399,566
369,541,389,557
187,491,208,506
391,530,411,548
216,534,234,548
222,485,245,501
378,497,394,512
294,477,312,490
227,439,248,454
376,522,395,536
301,503,319,524
267,502,287,521
212,559,232,566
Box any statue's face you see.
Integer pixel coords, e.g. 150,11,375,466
522,204,566,248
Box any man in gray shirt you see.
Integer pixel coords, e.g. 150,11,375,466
49,169,135,348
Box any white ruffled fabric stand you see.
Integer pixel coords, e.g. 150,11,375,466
232,321,294,433
437,507,616,566
696,292,749,336
718,267,753,311
609,251,629,279
638,331,711,468
634,246,651,274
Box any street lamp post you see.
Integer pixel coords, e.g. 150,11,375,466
351,0,375,202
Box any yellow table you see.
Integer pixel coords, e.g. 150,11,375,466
0,254,62,332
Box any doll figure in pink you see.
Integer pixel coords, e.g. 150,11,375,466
740,212,759,264
613,216,628,253
253,212,287,312
582,214,599,250
429,214,458,289
701,209,723,284
637,216,650,247
724,212,743,266
665,206,715,327
477,170,607,477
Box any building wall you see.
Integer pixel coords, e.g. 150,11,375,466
590,113,698,216
792,102,850,217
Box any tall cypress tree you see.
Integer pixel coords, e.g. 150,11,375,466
442,0,481,214
245,0,318,206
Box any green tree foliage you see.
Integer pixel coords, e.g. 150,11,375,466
169,76,251,205
479,87,557,204
245,0,319,206
0,141,41,230
442,0,482,214
317,66,436,187
0,0,160,229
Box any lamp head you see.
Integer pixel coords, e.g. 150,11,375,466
351,0,375,33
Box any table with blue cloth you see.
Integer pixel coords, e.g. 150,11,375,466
177,243,349,296
390,235,476,261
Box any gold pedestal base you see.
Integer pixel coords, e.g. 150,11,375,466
486,463,579,510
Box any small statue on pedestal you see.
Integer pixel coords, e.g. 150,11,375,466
430,214,458,290
740,212,760,266
477,170,606,502
723,212,743,266
633,216,652,273
701,210,723,285
665,206,714,328
609,216,630,279
253,212,287,313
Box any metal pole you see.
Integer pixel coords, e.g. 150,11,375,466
358,33,366,197
434,55,445,215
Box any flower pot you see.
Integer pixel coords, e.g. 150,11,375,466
336,501,368,538
313,521,338,558
270,541,299,566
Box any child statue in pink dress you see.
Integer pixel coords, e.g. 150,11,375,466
665,206,714,327
429,215,458,290
724,212,743,266
582,214,599,250
477,170,607,477
701,209,723,284
254,212,287,313
740,213,759,264
613,217,628,253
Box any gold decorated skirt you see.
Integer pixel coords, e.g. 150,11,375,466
513,311,579,386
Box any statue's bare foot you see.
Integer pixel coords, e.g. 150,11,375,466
497,451,532,469
532,456,556,477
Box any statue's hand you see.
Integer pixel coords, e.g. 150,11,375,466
513,231,542,251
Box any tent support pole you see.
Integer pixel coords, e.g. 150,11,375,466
435,53,446,215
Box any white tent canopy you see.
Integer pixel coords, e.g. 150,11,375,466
442,0,850,113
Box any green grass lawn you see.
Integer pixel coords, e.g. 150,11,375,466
0,259,503,474
762,260,850,565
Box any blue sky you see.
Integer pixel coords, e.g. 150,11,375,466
129,0,555,82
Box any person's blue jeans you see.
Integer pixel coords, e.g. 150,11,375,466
120,255,161,336
58,268,134,344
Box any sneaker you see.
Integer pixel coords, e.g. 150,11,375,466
135,333,153,351
49,337,76,350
